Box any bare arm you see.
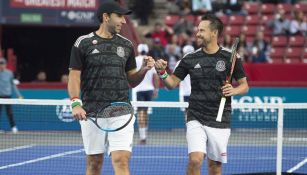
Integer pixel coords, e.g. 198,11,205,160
11,80,22,98
68,69,86,120
152,73,160,98
154,59,181,89
127,56,155,88
222,77,249,97
68,69,81,98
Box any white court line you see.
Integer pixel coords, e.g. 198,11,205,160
0,149,84,170
0,145,35,153
287,158,307,173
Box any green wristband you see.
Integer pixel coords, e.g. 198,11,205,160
71,99,83,109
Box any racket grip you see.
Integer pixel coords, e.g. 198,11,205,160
216,97,226,122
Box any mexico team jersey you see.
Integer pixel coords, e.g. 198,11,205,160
173,47,246,128
69,32,136,112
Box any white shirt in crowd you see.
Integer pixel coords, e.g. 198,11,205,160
133,55,157,93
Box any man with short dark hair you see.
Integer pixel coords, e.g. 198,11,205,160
68,1,155,175
155,13,249,175
0,57,22,133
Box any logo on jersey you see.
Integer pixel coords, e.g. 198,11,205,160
56,99,75,122
91,48,100,54
92,40,98,45
117,47,125,57
216,60,226,72
194,63,201,69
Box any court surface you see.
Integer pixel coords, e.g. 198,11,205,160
0,130,306,175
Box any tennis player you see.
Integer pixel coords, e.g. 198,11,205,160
67,1,155,175
132,43,159,144
154,13,249,175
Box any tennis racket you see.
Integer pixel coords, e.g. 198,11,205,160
86,102,134,132
216,37,240,122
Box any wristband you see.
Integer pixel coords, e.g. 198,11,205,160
71,98,83,108
70,96,79,100
159,70,169,80
159,70,166,75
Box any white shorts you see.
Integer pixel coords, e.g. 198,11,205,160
186,120,231,163
80,115,135,155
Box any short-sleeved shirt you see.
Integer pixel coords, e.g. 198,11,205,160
69,32,136,112
0,69,20,97
173,47,246,128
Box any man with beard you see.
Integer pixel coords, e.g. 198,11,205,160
154,13,249,175
68,1,155,175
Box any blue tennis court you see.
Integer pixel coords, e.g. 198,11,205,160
0,145,306,175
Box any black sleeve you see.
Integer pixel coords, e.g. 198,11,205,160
69,45,84,70
173,58,189,80
125,46,136,72
233,55,246,81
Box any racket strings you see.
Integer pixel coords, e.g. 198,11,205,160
102,105,133,118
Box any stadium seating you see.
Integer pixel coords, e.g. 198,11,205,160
271,36,288,47
269,47,286,63
245,15,261,26
277,3,293,14
242,25,258,37
293,3,307,13
243,2,260,14
303,48,307,63
225,25,241,37
164,15,179,26
284,47,304,63
163,2,306,64
260,14,274,25
229,15,245,26
288,36,305,47
261,3,276,14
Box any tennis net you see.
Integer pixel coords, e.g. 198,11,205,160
0,99,306,175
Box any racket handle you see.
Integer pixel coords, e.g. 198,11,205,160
216,97,226,122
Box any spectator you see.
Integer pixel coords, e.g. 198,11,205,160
148,38,169,61
173,14,194,36
146,22,173,47
268,8,290,35
176,0,192,15
32,71,47,83
133,0,154,25
221,34,232,49
191,0,212,15
60,74,68,84
238,33,250,62
165,44,181,72
289,11,307,36
0,57,22,133
250,31,271,63
132,43,159,144
165,35,182,58
165,35,182,71
166,0,181,14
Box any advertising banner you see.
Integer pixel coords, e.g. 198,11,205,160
0,0,102,26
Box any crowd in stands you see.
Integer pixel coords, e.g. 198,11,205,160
138,0,307,65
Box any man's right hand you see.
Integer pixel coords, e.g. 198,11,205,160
154,59,168,74
72,106,87,120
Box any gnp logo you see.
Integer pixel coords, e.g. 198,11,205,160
232,96,285,122
56,99,75,122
